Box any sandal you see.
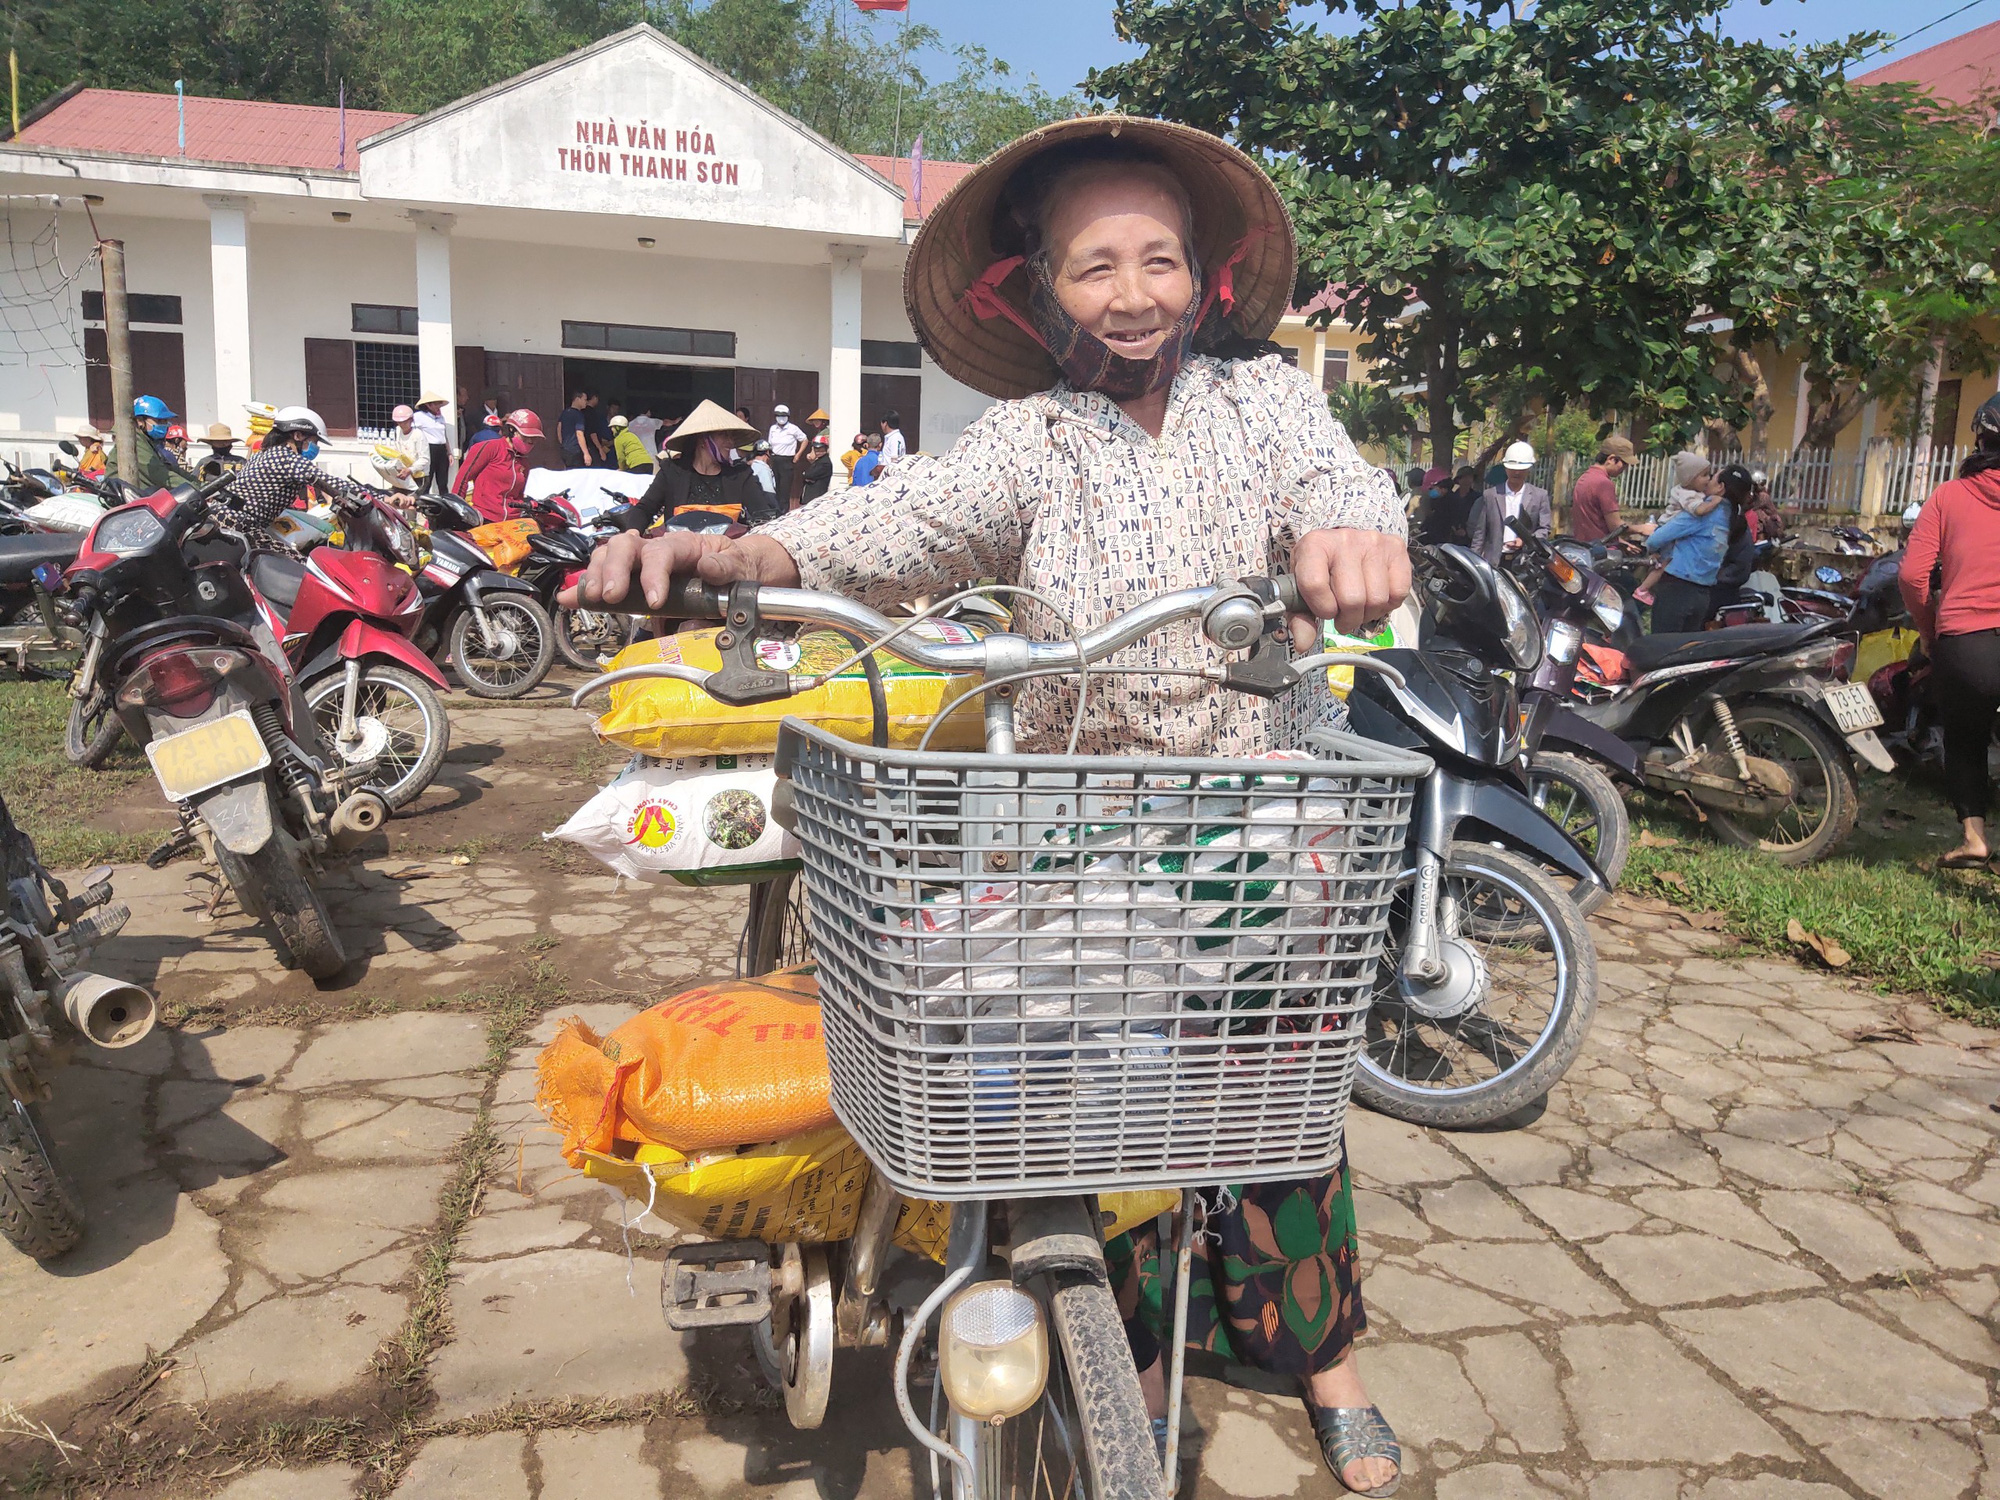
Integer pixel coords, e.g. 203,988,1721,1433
1307,1403,1402,1498
1939,852,1991,870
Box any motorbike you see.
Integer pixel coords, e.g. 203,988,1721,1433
573,568,1431,1499
1501,527,1642,915
0,788,154,1258
244,491,451,810
410,494,557,697
496,494,632,671
0,531,87,678
62,480,389,979
1339,542,1605,1129
1564,615,1891,866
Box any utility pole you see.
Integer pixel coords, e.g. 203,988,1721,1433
100,238,138,483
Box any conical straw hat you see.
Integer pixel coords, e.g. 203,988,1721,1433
903,115,1297,401
666,399,757,447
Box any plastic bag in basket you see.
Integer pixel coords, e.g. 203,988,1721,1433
535,967,834,1156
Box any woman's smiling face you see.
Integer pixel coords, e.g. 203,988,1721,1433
1042,167,1195,362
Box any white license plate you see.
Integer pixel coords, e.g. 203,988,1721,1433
145,710,271,802
1823,682,1884,734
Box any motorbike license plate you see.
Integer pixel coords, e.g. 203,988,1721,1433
1822,682,1884,734
145,711,271,802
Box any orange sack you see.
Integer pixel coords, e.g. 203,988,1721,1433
536,968,834,1161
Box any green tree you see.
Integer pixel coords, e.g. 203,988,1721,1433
1324,379,1423,464
1091,0,1878,469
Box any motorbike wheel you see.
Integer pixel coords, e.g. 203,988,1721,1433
1525,751,1630,916
0,1095,83,1259
1354,842,1598,1130
64,689,123,769
242,835,348,980
1701,700,1859,866
554,606,639,672
304,664,451,811
450,597,555,699
739,871,813,978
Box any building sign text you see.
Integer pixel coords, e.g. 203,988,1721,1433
558,118,743,185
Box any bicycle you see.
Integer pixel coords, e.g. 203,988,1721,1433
575,572,1427,1499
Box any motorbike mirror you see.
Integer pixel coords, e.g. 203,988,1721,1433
56,440,77,457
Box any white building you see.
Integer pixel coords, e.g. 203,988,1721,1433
0,25,992,477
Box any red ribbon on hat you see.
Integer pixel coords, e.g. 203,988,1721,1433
1194,223,1278,328
956,256,1050,351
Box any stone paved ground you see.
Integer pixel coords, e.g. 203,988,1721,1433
1,689,1995,1499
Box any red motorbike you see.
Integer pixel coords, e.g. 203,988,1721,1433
249,494,451,810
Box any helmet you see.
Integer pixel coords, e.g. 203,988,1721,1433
1749,468,1768,489
1502,440,1536,471
391,403,414,423
164,423,187,443
269,405,328,440
502,408,544,440
132,395,175,421
1903,501,1924,526
1973,393,2000,445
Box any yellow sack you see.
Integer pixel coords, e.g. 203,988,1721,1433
469,518,539,572
580,1127,1180,1257
593,623,987,757
580,1127,872,1243
1854,626,1917,686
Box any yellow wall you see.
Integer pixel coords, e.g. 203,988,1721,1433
1728,329,1999,457
1271,315,1375,391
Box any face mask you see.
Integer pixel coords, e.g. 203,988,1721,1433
299,442,320,462
1026,256,1204,402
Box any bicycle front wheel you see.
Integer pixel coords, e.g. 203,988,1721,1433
739,870,813,978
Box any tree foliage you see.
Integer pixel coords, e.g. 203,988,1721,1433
1090,0,1900,467
3,0,1075,157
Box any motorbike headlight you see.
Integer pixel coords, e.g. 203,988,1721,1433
1589,578,1626,634
90,506,166,557
1495,570,1544,671
380,512,418,567
939,1281,1048,1424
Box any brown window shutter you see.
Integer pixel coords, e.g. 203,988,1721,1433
304,338,357,437
861,373,922,450
84,329,185,427
84,327,110,427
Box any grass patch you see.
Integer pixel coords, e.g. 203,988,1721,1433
0,677,168,868
1624,771,2000,1024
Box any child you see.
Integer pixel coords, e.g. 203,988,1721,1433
1634,451,1722,606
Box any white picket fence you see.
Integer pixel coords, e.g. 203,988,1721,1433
1530,443,1967,520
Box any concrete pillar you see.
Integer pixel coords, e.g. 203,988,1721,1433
410,211,456,451
1311,327,1328,391
828,244,865,490
203,194,253,434
1789,361,1810,452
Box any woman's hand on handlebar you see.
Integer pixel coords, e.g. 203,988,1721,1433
1289,528,1412,643
562,530,802,612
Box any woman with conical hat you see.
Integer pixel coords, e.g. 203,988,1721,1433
576,116,1409,1494
627,400,773,528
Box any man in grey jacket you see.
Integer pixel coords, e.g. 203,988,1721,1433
1469,440,1552,563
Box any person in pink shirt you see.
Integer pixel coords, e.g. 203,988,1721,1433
453,409,541,522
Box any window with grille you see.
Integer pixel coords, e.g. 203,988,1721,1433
862,339,922,369
354,341,422,439
353,303,419,336
562,321,735,359
1322,348,1351,392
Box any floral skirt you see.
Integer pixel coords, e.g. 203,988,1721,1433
1104,1151,1365,1379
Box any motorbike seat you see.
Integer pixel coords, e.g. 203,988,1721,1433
248,551,308,615
0,530,81,586
1625,622,1825,674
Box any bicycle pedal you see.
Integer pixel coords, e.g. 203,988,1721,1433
662,1239,773,1329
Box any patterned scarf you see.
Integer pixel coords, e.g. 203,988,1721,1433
1025,255,1206,402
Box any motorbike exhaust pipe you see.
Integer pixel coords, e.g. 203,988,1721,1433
57,971,158,1049
328,790,389,852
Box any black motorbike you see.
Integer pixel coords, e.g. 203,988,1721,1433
1342,542,1603,1129
411,494,556,698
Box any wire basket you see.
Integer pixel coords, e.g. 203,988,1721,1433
776,720,1429,1199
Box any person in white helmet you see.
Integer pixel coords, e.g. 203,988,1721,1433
1468,440,1550,563
765,403,808,508
226,406,371,549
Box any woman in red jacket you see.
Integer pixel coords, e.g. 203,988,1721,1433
1901,393,2000,868
453,409,541,522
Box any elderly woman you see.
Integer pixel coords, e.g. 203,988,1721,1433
576,117,1410,1496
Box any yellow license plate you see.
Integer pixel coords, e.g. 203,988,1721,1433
145,711,271,802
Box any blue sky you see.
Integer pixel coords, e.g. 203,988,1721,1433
865,0,1996,99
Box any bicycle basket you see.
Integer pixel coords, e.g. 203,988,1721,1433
775,719,1428,1199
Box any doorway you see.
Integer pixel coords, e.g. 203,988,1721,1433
561,357,735,434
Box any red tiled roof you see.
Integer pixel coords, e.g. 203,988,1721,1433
10,87,412,171
1854,17,2000,109
855,152,976,220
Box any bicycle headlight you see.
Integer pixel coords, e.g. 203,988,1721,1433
1589,577,1625,634
939,1281,1048,1424
1495,570,1544,671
